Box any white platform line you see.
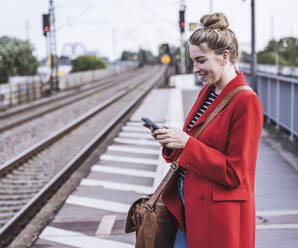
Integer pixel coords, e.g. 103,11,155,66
66,195,130,213
107,145,160,155
100,154,158,165
40,226,133,248
80,178,153,194
125,122,143,127
118,132,153,139
114,137,159,146
95,215,117,237
256,209,298,216
256,223,298,230
122,126,148,132
92,165,156,178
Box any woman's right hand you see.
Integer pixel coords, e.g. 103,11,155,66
143,124,157,139
143,124,170,141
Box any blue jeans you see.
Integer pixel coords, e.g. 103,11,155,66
174,177,187,247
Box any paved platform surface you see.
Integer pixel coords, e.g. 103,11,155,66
32,74,298,248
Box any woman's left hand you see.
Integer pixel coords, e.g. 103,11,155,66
153,125,190,149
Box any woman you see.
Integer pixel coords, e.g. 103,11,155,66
153,13,263,248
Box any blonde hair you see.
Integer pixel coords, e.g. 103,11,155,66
189,13,239,64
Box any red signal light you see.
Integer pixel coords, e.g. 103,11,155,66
42,14,50,37
179,10,185,33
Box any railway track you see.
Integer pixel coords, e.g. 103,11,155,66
0,67,147,133
0,65,167,246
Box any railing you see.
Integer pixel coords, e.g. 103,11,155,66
242,68,298,140
239,63,298,78
0,65,136,109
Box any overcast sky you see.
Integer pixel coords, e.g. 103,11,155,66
1,0,297,61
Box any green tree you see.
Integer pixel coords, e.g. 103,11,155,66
257,37,298,66
71,55,107,72
257,51,288,66
0,36,40,83
279,37,298,66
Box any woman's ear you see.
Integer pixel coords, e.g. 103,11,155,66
222,50,230,65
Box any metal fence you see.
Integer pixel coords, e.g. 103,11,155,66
242,69,298,140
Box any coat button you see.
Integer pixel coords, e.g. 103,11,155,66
199,194,205,200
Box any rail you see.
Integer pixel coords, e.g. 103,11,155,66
242,68,298,140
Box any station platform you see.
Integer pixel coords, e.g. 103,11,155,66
32,74,298,248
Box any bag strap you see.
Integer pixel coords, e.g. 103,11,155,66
146,85,252,210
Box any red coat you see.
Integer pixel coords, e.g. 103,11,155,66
162,72,263,248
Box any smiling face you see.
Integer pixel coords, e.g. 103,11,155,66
189,42,224,87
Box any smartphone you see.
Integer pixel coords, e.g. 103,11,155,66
141,117,161,130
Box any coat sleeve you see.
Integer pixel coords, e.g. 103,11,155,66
177,93,263,189
162,146,182,163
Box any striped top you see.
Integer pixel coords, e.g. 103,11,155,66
180,88,218,178
186,89,218,132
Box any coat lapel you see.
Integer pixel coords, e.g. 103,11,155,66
187,72,247,133
183,86,212,131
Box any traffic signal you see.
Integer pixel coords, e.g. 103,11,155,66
179,10,185,33
42,14,50,37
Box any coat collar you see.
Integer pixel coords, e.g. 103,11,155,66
184,71,247,132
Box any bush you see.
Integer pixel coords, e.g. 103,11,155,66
71,55,107,72
257,51,288,66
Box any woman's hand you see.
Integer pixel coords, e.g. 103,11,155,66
143,123,157,139
153,125,190,149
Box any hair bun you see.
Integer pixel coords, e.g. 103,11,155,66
200,12,229,30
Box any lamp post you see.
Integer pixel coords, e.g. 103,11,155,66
243,0,257,94
251,0,257,94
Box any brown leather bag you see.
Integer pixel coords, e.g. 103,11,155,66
125,86,251,248
125,162,179,248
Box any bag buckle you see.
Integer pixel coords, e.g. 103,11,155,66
145,202,154,212
171,162,179,171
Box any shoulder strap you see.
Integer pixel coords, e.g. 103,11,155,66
146,86,252,210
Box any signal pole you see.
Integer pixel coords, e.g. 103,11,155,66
49,0,59,91
43,0,59,93
179,0,186,74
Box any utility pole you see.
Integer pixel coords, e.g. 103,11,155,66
209,0,214,13
49,0,59,91
270,15,274,39
242,0,257,93
25,20,30,41
250,0,257,93
112,28,116,63
179,0,186,74
271,15,279,67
